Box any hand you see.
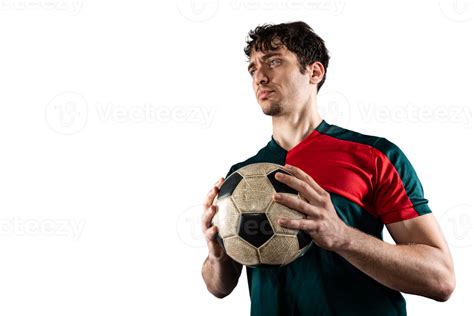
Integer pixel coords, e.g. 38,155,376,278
272,164,350,251
202,177,226,259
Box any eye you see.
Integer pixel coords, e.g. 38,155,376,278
249,68,256,76
269,59,281,67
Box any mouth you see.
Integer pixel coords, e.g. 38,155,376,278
257,90,274,100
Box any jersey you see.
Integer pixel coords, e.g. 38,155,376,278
225,120,431,316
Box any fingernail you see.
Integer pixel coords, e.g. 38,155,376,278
273,193,281,200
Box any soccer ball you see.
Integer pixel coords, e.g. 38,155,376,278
212,163,312,267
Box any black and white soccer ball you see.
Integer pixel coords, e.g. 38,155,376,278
212,163,313,267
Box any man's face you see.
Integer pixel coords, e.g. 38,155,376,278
248,45,314,116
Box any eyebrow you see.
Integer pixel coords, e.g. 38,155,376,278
247,52,282,72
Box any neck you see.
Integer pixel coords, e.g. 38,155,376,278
271,104,322,151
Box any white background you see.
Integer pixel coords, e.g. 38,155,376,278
0,0,473,315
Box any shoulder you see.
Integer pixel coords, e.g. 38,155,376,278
321,122,405,159
319,122,382,148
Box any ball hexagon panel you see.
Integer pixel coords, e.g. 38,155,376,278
224,235,260,266
237,163,281,177
232,175,274,213
213,196,240,239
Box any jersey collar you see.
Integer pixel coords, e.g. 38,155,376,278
268,119,330,154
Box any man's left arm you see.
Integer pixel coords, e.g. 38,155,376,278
273,164,455,302
336,214,455,301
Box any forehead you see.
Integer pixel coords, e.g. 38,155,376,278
249,45,290,61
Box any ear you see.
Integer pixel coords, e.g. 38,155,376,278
308,61,325,86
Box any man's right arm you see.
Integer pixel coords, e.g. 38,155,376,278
201,178,243,298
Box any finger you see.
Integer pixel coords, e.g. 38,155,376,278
273,193,318,217
203,187,218,209
201,205,217,234
284,164,326,196
203,178,224,209
205,225,219,242
215,177,225,189
278,217,316,231
274,172,313,201
274,172,326,206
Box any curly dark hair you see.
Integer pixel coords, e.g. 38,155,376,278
244,21,330,91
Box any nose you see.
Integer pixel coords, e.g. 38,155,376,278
253,67,269,86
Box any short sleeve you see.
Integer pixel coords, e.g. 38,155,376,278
372,138,432,224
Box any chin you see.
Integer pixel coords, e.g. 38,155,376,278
261,102,283,116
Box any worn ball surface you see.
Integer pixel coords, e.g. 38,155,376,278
212,163,312,267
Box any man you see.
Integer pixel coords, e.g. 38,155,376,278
201,21,455,315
